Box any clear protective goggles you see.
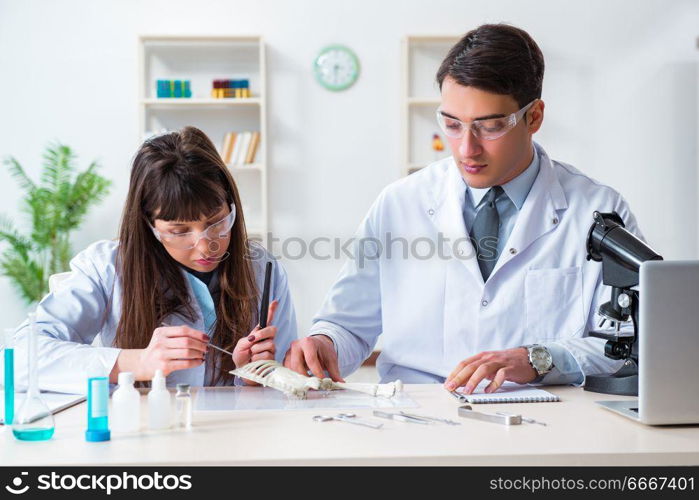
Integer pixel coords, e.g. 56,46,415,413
151,203,236,251
436,99,536,141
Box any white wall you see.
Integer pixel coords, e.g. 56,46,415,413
0,0,697,332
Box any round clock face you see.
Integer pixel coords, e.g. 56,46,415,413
313,45,360,91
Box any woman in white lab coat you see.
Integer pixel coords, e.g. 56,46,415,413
12,126,297,393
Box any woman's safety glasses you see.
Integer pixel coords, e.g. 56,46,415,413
151,203,236,251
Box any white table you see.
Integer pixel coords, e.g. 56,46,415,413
2,385,698,466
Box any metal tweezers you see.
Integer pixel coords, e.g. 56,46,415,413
398,411,461,426
372,410,431,424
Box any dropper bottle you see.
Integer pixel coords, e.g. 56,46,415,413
147,370,172,430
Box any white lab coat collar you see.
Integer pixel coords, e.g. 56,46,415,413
467,146,541,210
431,142,568,285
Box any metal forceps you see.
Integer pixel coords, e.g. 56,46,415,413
312,413,383,429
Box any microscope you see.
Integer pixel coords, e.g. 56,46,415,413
583,211,663,396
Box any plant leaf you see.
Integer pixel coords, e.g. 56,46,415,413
60,160,111,231
3,156,36,192
41,143,75,193
0,247,45,303
0,214,33,261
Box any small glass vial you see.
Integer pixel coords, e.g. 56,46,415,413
175,383,192,430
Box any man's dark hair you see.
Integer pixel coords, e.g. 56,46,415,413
436,24,545,108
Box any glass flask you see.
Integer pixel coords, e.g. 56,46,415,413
12,312,55,441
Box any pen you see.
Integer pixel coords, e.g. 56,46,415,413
259,261,273,329
450,390,468,403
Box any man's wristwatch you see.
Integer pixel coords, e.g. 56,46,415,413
522,344,554,378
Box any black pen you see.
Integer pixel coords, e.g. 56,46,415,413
259,261,273,329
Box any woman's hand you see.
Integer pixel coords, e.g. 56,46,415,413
115,325,209,382
233,300,278,385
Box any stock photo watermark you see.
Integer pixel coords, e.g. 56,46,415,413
245,232,499,267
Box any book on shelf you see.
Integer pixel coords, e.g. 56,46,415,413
220,131,261,166
237,132,252,165
220,132,237,164
245,132,260,164
211,79,251,99
156,80,192,98
230,132,243,165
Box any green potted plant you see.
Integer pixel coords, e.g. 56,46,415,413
0,144,111,303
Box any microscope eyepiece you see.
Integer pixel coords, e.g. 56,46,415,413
586,211,662,274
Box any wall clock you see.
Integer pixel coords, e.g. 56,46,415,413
313,45,360,91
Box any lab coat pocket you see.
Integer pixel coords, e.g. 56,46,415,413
524,266,585,342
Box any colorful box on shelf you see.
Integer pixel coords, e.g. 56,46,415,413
156,80,192,98
211,79,251,99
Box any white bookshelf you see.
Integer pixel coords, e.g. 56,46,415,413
401,35,459,176
138,35,268,241
141,97,262,106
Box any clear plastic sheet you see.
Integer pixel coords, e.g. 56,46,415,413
193,386,418,411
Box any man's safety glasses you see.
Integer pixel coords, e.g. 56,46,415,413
151,203,236,250
436,100,536,141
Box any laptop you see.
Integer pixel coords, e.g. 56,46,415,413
597,260,699,425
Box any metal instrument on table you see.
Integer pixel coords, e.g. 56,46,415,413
496,412,547,426
372,410,431,424
458,405,521,426
312,413,383,429
398,411,461,426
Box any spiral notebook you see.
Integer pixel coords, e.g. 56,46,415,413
455,381,560,404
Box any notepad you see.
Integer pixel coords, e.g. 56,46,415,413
455,381,560,404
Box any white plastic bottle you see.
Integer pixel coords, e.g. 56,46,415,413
147,370,172,430
111,372,140,433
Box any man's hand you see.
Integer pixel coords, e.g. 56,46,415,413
283,335,345,382
444,347,537,394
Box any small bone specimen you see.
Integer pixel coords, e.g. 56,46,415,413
231,360,321,398
230,360,403,399
318,378,403,398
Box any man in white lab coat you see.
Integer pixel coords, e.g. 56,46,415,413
284,24,643,393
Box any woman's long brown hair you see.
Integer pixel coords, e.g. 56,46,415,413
115,126,258,385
